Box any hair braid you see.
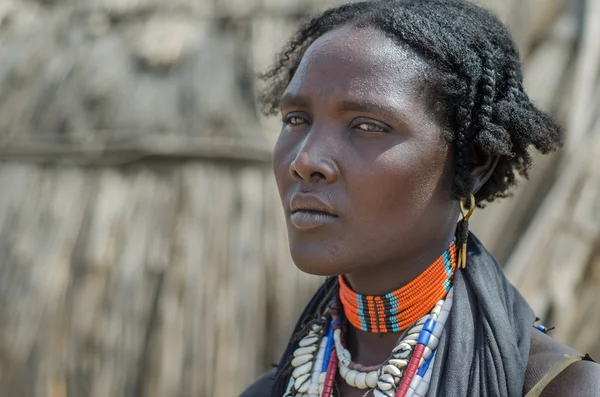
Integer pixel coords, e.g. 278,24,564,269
453,81,477,198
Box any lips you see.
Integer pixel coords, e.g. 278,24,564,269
289,193,338,230
289,194,337,216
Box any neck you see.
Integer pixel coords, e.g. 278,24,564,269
344,233,456,295
338,234,457,367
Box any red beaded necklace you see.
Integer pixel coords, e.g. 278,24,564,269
338,241,456,332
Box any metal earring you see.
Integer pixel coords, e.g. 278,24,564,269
456,193,475,269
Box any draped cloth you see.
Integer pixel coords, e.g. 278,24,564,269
269,233,536,397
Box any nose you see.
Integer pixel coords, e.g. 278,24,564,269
289,132,339,184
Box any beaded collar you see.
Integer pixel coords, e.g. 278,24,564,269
338,241,456,333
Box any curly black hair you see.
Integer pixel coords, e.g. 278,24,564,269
258,0,564,206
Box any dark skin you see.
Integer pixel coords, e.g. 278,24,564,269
272,26,600,396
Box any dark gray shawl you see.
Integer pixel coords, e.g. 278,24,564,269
244,233,535,397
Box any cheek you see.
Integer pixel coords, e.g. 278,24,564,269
348,142,452,223
272,134,295,196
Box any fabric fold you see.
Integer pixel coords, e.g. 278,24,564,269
428,233,535,396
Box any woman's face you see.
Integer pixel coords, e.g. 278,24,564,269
272,26,458,277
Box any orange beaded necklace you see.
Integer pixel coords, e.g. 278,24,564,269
338,241,456,332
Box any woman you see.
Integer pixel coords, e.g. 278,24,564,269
242,0,599,396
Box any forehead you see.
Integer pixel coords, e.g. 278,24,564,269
284,26,433,106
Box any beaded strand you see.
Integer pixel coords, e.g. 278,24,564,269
287,290,454,397
338,242,456,332
321,344,338,397
396,287,454,397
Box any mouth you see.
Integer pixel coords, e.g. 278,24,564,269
290,208,336,216
289,194,338,230
289,210,338,230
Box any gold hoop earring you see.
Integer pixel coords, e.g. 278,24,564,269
456,193,475,269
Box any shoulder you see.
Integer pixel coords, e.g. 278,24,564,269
525,329,600,396
239,368,277,397
537,357,600,396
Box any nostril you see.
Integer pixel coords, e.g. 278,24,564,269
310,172,326,183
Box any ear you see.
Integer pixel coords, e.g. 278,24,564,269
468,144,499,194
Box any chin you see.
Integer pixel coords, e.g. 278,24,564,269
289,241,352,277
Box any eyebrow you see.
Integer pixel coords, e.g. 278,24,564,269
279,94,411,126
338,99,397,116
338,99,413,128
279,94,310,110
280,95,398,115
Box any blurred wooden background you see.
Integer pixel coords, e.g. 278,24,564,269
0,0,598,396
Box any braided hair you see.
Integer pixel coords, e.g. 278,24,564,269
259,0,563,206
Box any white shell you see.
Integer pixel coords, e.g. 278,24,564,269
297,377,310,393
389,359,408,368
292,362,313,378
299,336,319,347
377,381,393,391
318,384,324,395
374,389,389,397
366,371,379,388
345,369,358,387
284,377,294,394
379,373,395,384
291,354,313,367
392,342,412,353
355,372,368,389
383,364,401,377
394,349,411,359
384,388,395,396
294,373,310,390
404,339,417,346
294,346,318,357
339,365,350,378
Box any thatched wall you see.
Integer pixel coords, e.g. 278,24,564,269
0,0,598,396
0,1,320,395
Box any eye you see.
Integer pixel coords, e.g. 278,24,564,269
351,118,390,133
356,122,385,132
283,114,310,125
